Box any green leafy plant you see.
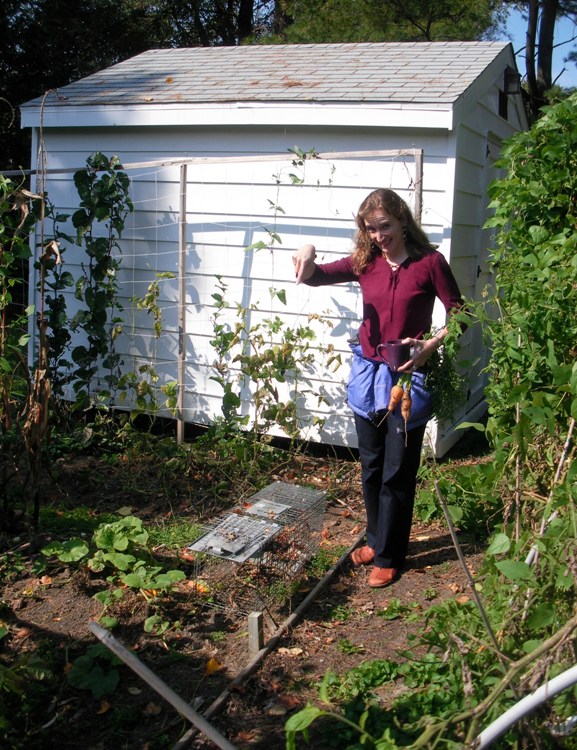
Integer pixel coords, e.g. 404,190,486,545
209,275,337,445
376,597,419,621
0,626,53,745
68,152,133,409
337,638,365,655
0,176,43,528
124,270,177,416
67,643,123,699
425,308,471,425
42,515,185,600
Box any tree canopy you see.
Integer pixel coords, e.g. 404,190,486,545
2,0,577,168
266,0,507,44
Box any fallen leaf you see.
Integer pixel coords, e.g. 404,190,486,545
39,575,53,585
456,595,470,604
265,700,287,716
97,699,111,714
329,581,348,593
235,731,260,742
350,525,361,534
143,702,162,716
204,657,224,676
448,583,461,593
279,694,301,709
185,579,210,594
128,687,142,695
340,510,352,518
278,647,303,656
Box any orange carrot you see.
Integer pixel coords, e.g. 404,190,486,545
401,382,412,445
387,384,404,412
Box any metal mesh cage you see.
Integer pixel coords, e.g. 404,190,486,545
185,482,326,615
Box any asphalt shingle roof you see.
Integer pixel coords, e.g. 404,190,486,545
24,42,510,108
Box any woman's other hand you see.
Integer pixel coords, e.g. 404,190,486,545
398,332,445,372
292,244,317,284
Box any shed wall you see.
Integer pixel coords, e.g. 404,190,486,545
443,82,522,451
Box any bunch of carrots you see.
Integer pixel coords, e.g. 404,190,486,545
387,374,412,443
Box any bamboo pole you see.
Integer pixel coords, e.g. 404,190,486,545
414,148,423,224
89,622,238,750
176,163,187,445
1,148,422,178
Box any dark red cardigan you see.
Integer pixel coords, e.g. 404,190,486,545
304,249,463,362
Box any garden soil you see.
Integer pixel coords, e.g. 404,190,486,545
1,435,488,750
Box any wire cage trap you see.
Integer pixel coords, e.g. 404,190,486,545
185,481,326,616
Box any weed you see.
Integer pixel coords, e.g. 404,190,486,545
0,552,26,585
323,603,354,624
337,638,365,655
39,505,119,536
67,643,123,699
376,598,418,621
306,546,347,578
148,519,204,551
318,660,399,703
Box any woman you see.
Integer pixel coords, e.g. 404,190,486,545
292,189,463,588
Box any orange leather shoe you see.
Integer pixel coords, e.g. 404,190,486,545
368,566,398,588
350,545,375,565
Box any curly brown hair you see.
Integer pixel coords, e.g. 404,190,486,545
352,189,436,275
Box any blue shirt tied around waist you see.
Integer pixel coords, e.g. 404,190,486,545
347,342,433,429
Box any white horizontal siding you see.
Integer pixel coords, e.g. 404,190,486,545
32,135,441,448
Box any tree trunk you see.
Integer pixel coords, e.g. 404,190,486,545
525,0,559,118
238,0,254,42
525,0,539,99
538,0,559,89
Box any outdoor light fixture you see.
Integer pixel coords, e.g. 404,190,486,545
504,65,522,95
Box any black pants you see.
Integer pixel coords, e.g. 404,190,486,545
354,413,426,569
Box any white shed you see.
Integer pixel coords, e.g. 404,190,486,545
20,42,528,454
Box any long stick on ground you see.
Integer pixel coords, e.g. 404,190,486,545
88,622,238,750
172,529,367,750
434,481,505,663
